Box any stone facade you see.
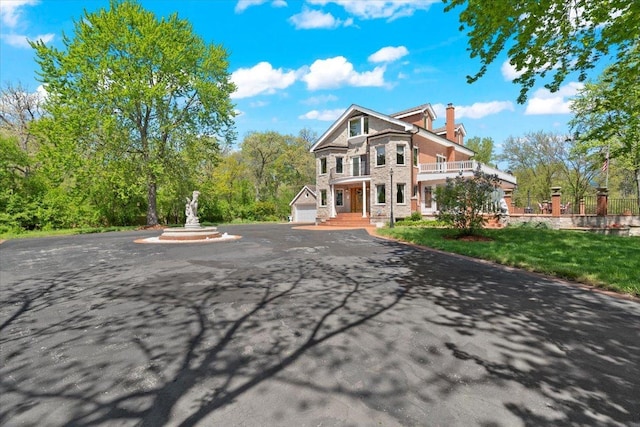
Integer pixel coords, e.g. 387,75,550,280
310,103,517,227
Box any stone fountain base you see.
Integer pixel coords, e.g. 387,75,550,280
135,226,241,244
158,225,221,241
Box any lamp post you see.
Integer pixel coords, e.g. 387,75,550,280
389,167,394,228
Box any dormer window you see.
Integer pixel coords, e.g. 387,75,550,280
349,116,369,137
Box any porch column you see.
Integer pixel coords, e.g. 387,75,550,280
330,184,336,217
362,180,367,217
551,187,561,217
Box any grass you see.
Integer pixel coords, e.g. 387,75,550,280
0,225,139,241
378,226,640,297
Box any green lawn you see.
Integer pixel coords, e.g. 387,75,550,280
378,226,640,297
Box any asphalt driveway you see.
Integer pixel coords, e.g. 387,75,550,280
1,224,639,426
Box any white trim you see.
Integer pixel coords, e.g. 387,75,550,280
310,104,415,152
289,185,317,206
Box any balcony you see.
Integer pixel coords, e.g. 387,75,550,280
417,160,517,188
329,163,370,184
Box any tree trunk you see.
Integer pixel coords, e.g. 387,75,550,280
147,178,159,226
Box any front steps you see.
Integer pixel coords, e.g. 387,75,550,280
319,212,373,228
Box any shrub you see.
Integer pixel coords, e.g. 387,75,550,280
434,169,500,236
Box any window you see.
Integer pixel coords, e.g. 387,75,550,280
376,184,386,204
320,189,327,206
336,190,344,206
424,186,432,208
336,156,343,174
413,185,418,197
397,183,406,204
436,154,446,172
352,156,360,176
413,147,419,167
397,145,405,165
349,116,369,137
376,146,386,166
320,157,327,174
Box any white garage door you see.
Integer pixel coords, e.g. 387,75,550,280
294,205,316,223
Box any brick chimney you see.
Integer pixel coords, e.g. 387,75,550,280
446,103,455,143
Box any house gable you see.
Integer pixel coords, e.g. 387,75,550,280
289,185,317,206
310,104,415,153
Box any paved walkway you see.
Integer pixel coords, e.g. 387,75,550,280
1,224,639,426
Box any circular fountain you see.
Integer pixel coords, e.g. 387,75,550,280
136,191,240,244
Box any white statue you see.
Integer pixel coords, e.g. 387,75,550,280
499,197,509,215
185,190,200,226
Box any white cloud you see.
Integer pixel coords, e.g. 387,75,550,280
0,0,38,28
302,56,386,90
235,0,286,13
433,101,514,119
525,82,584,115
289,8,351,29
302,94,338,105
230,61,298,99
299,109,344,121
368,46,408,63
1,32,53,48
249,100,268,108
501,60,525,81
307,0,437,22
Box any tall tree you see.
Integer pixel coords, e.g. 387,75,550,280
0,83,44,175
32,0,236,225
465,136,494,165
444,0,639,103
569,48,640,204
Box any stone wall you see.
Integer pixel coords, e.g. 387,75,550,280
508,215,640,236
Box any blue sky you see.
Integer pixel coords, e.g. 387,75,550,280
0,0,613,156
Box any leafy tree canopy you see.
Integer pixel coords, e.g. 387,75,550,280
444,0,639,103
465,136,494,165
570,47,640,201
31,0,236,225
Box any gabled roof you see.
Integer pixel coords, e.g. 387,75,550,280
309,104,415,152
289,185,317,206
391,103,437,120
433,123,467,137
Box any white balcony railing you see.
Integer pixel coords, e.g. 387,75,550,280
418,160,516,185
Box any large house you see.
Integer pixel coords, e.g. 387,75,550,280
309,103,517,226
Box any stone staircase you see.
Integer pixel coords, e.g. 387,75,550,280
319,212,373,228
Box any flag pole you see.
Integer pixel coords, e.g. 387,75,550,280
605,145,610,189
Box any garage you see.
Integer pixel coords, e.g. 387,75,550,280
289,185,317,223
293,204,317,223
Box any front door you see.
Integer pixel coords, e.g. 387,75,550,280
421,185,436,214
351,188,363,212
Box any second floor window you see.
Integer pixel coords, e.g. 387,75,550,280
320,189,327,206
397,145,405,165
376,146,386,166
336,156,343,174
349,116,369,137
320,157,327,174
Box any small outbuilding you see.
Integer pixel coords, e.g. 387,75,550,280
289,185,317,223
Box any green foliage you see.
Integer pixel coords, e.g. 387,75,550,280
409,211,423,221
379,227,640,296
570,50,640,203
434,169,499,236
465,136,494,165
500,131,599,208
444,0,639,103
31,0,235,225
